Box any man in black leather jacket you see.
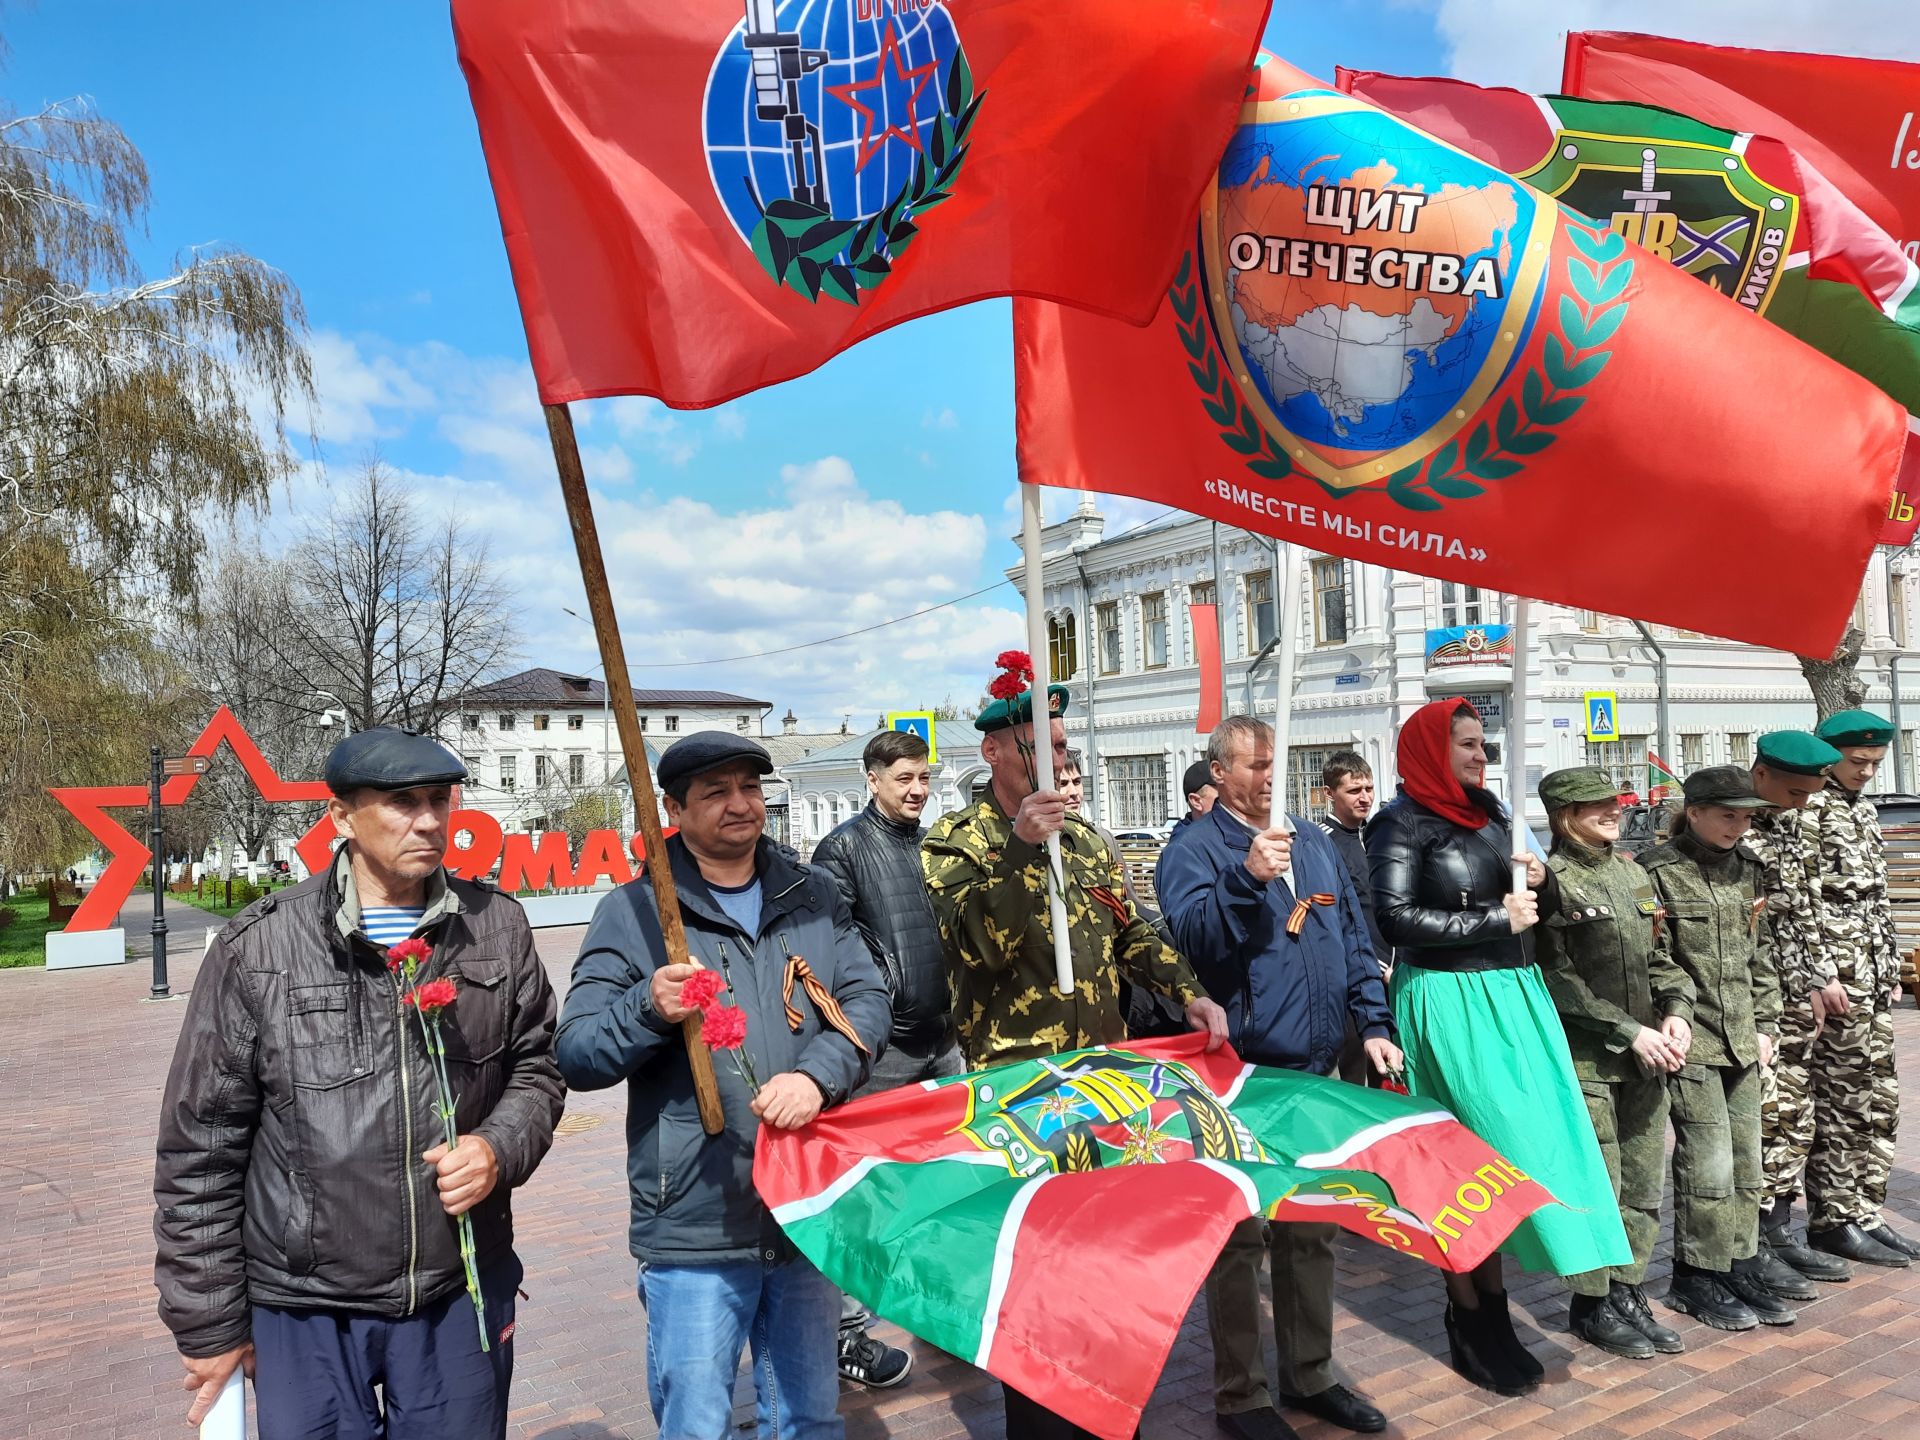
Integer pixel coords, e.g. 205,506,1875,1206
153,729,564,1437
809,725,961,1387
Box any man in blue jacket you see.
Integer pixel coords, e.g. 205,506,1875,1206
1157,715,1401,1440
556,733,892,1440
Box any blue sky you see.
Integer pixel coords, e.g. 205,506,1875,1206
8,2,1917,725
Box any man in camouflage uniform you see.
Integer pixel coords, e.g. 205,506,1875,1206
1802,710,1918,1266
1742,731,1852,1288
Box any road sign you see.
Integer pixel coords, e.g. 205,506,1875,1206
885,711,937,764
1584,692,1619,742
161,755,212,777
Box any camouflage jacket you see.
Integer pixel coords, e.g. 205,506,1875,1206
1638,832,1780,1068
1538,840,1695,1084
922,798,1201,1068
1803,784,1902,992
1743,805,1829,996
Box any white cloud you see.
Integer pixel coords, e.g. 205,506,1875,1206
713,407,749,440
921,406,960,430
1412,0,1920,91
308,331,434,446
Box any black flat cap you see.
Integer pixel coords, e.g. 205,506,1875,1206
658,731,774,794
1183,760,1215,799
324,726,467,795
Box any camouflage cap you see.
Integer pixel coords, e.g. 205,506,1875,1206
1755,730,1842,777
1814,708,1895,748
974,684,1071,734
1538,766,1623,810
1682,764,1771,809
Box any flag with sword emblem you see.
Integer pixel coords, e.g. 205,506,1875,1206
756,1034,1557,1440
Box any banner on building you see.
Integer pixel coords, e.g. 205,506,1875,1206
1425,625,1514,668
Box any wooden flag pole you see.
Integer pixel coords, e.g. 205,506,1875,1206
1508,596,1534,896
544,402,725,1136
1266,540,1303,888
1020,483,1076,996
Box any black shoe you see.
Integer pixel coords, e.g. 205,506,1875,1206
1749,1237,1817,1301
1215,1408,1302,1440
1664,1268,1759,1331
1727,1258,1798,1326
1482,1292,1546,1385
1611,1282,1684,1355
1862,1221,1920,1260
1765,1220,1853,1282
1275,1383,1386,1434
1444,1303,1536,1397
1569,1292,1654,1359
837,1327,912,1388
1810,1222,1911,1268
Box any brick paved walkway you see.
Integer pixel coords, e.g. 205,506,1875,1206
6,926,1920,1439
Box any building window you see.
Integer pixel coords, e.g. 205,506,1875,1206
462,754,482,776
1311,558,1348,647
1681,733,1706,771
1245,571,1275,653
1438,581,1484,627
738,714,750,731
1286,746,1343,820
1728,733,1752,766
1191,579,1217,612
1142,593,1169,669
568,753,586,786
1583,734,1648,793
499,755,518,792
567,713,584,731
639,715,648,732
498,713,515,731
533,713,550,731
808,797,824,836
1107,755,1169,828
1047,613,1079,683
462,713,480,732
666,716,680,733
1097,601,1121,675
1577,610,1601,632
535,754,553,787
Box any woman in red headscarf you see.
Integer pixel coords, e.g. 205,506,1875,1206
1366,698,1631,1396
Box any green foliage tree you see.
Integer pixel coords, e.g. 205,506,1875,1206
0,97,313,886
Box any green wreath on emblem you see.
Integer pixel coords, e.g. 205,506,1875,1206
1177,219,1635,513
748,45,984,307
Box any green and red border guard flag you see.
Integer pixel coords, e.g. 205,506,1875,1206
1338,70,1920,546
1015,56,1908,657
757,1035,1556,1439
452,0,1270,409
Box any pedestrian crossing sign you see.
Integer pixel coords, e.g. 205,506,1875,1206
1584,692,1619,742
886,711,937,763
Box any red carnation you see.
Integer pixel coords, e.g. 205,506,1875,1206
404,977,459,1014
993,650,1034,680
988,672,1026,701
386,936,432,973
702,1003,748,1051
681,969,726,1012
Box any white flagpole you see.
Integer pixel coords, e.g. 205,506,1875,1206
1268,541,1303,887
1021,483,1076,995
1508,596,1533,894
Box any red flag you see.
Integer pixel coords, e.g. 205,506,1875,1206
1014,58,1907,657
1336,69,1920,547
452,0,1271,408
1191,602,1222,733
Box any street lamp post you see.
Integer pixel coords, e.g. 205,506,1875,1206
148,744,170,1000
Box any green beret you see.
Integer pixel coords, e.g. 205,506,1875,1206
1539,766,1623,810
1683,764,1770,809
1755,730,1842,777
975,683,1071,733
1814,708,1895,748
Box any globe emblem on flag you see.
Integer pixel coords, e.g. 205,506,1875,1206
702,0,981,306
1197,93,1557,489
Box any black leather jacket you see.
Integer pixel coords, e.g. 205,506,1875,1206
153,858,564,1357
1365,787,1537,971
811,801,955,1052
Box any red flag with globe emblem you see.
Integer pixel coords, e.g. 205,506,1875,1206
452,0,1271,408
1015,57,1908,656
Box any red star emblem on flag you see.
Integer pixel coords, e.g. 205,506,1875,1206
825,21,939,173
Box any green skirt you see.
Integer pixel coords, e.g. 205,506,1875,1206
1391,961,1633,1277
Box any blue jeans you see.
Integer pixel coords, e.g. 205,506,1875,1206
638,1254,843,1440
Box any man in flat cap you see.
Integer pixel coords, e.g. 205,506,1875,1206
922,678,1227,1439
1800,710,1917,1265
155,726,564,1436
1742,732,1854,1288
557,731,891,1440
